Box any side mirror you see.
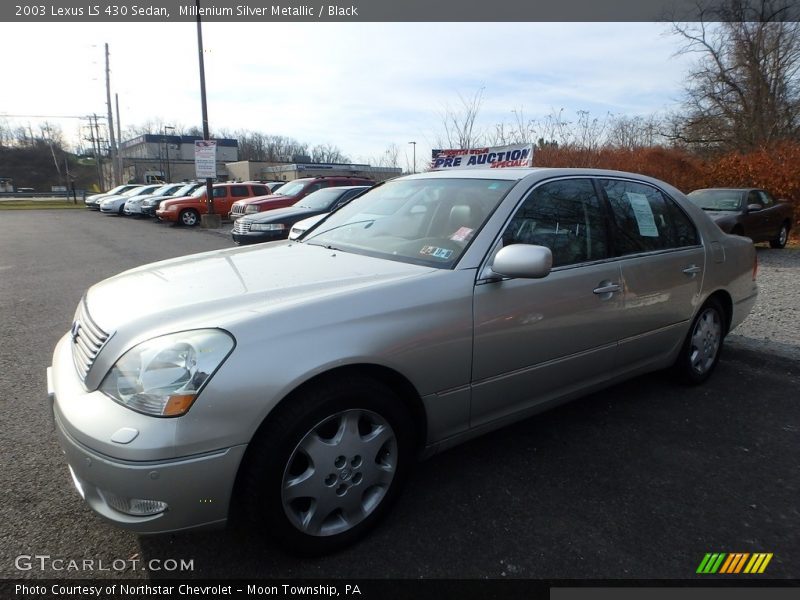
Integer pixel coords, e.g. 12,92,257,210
746,203,762,212
491,244,553,279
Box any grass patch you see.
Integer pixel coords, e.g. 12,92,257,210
0,200,86,210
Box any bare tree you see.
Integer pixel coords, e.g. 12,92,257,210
607,114,667,149
670,0,800,152
435,87,486,149
310,143,349,164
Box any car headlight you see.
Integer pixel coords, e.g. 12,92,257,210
99,329,235,417
250,223,286,232
245,205,261,214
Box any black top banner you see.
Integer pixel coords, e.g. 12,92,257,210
3,0,800,22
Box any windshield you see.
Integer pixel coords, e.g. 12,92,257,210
129,185,159,196
122,186,147,196
297,188,352,211
688,190,742,211
105,184,130,195
153,184,183,196
303,178,515,268
272,180,309,197
171,183,198,197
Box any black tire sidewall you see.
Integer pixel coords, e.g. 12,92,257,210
181,210,199,226
239,377,415,555
770,224,788,249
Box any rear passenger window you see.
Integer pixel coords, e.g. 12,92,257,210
600,179,698,254
251,186,268,196
230,185,249,196
502,178,610,267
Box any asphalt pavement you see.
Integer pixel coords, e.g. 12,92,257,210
0,210,797,580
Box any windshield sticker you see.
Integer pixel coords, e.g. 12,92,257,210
420,246,454,260
450,227,474,242
625,192,659,237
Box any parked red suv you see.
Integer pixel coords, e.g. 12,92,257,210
229,176,373,219
157,182,270,226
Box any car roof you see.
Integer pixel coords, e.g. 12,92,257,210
689,188,755,192
401,167,683,182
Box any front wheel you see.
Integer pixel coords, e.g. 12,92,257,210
672,298,725,385
769,223,789,249
236,376,415,555
180,209,200,226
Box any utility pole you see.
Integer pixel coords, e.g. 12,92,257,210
92,114,106,189
196,0,218,227
115,93,123,183
105,43,120,186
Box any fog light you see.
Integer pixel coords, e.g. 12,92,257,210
100,490,168,516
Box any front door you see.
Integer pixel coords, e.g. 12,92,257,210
471,177,624,428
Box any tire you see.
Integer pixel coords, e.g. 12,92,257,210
673,297,726,385
236,376,415,555
180,209,200,227
118,204,126,216
769,223,789,249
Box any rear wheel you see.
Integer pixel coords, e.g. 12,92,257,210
236,376,415,555
769,223,789,249
673,298,725,385
180,209,200,227
118,204,125,216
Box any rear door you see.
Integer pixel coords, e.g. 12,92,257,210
598,178,704,369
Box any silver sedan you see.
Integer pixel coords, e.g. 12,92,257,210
48,168,757,554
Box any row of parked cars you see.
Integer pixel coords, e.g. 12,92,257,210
84,179,793,251
84,176,376,244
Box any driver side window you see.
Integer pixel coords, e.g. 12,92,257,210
502,178,610,267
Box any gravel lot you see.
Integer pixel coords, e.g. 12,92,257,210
728,245,800,361
0,210,798,581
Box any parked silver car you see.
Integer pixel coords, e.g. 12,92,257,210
99,184,163,215
48,168,757,554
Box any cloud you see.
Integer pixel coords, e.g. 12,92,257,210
1,21,692,163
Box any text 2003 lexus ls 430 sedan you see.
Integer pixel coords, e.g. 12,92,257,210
48,168,757,554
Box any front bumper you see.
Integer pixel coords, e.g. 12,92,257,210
155,209,178,222
231,230,286,245
47,337,247,534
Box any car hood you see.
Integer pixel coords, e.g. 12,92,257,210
246,205,322,223
159,195,196,207
703,211,738,221
237,192,296,205
85,242,436,334
99,194,126,203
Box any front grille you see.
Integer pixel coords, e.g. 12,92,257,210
233,219,252,234
70,298,110,382
231,204,246,216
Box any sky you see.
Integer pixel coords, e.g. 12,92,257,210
0,21,696,171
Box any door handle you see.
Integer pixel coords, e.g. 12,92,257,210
593,283,621,295
682,265,702,275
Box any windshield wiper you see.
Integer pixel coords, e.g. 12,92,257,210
307,219,376,238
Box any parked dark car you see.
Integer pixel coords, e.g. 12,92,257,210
231,185,371,245
687,188,793,248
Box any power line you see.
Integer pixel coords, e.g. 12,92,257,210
0,113,105,119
